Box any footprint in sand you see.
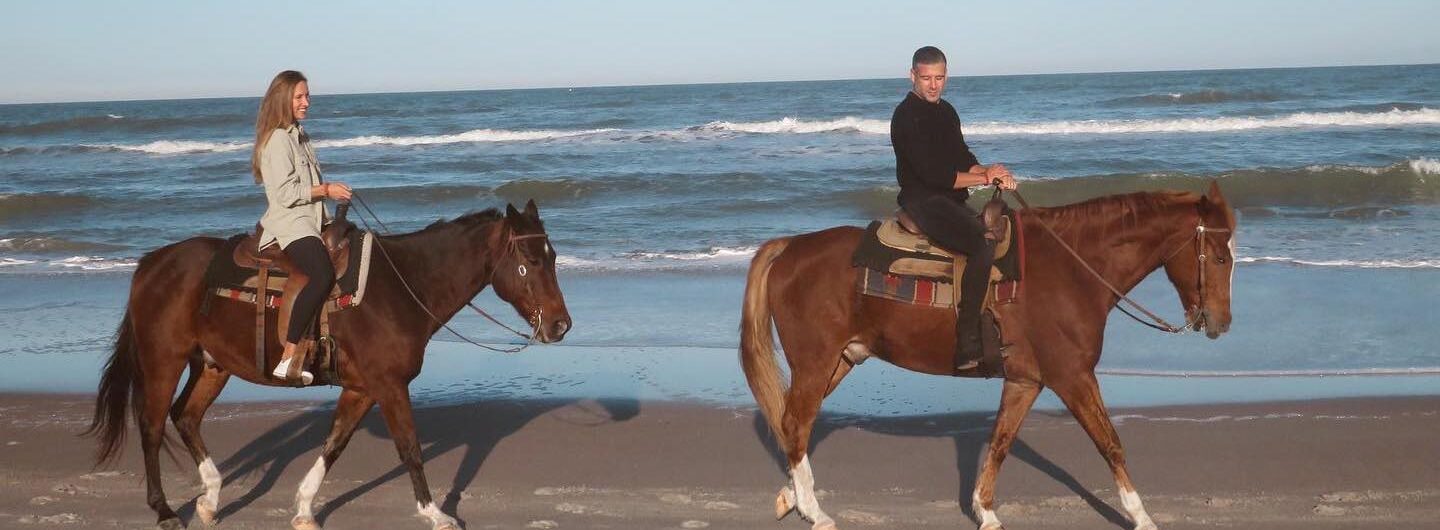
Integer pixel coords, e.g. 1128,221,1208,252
525,520,558,529
28,497,56,506
838,509,888,525
925,500,960,509
18,513,83,525
702,501,738,510
555,503,588,514
680,520,709,528
1313,504,1348,516
659,493,692,505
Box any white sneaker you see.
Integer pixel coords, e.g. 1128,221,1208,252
272,357,314,385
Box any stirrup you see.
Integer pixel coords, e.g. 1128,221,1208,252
273,357,313,385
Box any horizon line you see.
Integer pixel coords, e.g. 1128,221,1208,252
4,61,1436,106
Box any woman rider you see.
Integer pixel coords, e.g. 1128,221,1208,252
251,70,351,384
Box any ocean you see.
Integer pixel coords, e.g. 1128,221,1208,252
2,64,1438,413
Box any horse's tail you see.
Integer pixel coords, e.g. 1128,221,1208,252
740,236,794,447
84,308,141,466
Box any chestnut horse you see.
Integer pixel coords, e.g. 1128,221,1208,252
86,200,571,530
741,183,1236,530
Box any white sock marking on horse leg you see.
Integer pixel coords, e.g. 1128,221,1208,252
197,457,221,514
293,457,327,518
791,455,834,527
416,501,458,529
972,488,1002,529
1120,486,1157,530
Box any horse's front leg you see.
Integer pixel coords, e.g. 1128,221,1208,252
972,378,1042,530
291,388,375,530
1053,373,1157,530
375,386,458,530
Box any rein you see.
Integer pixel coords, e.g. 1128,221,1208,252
1008,188,1229,334
349,192,541,353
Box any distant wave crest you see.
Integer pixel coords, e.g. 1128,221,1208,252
701,117,889,135
314,128,617,149
1103,89,1289,106
967,108,1440,135
557,246,759,272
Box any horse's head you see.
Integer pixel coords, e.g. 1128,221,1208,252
1161,181,1237,339
490,199,572,343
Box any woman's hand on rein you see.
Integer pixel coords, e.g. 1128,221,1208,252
324,182,352,201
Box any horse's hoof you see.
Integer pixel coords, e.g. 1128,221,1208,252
196,502,218,526
979,523,1004,530
812,520,838,530
774,486,796,520
434,522,460,530
158,518,185,530
291,515,321,530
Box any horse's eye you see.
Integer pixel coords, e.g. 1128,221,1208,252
1216,256,1227,264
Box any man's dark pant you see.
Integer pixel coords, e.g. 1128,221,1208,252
903,194,993,360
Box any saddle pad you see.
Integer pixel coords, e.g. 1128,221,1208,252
200,230,375,314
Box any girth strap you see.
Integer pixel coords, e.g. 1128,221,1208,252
255,262,270,377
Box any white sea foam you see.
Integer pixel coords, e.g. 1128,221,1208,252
703,117,889,135
1238,256,1440,269
0,258,38,267
702,108,1440,137
314,128,617,149
1409,157,1440,175
96,140,249,154
54,256,138,271
556,246,759,272
92,128,616,155
967,107,1440,135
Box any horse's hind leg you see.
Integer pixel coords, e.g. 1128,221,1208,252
169,356,230,526
291,388,375,530
971,378,1042,530
137,344,192,529
1053,373,1157,530
777,354,845,530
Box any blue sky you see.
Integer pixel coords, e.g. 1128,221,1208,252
2,0,1436,103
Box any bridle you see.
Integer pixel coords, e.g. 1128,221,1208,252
351,193,549,353
1011,188,1231,334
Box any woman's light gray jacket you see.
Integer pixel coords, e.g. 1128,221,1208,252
258,124,327,250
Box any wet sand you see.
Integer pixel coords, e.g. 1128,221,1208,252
1,392,1437,529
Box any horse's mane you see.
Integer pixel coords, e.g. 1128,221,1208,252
1031,190,1198,234
387,208,504,240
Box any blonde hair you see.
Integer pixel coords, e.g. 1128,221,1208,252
251,70,308,183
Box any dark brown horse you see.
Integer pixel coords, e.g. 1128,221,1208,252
86,200,571,530
741,183,1236,530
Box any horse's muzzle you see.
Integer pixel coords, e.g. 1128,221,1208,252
536,316,571,344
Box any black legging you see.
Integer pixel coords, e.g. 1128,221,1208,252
903,195,994,348
281,236,335,344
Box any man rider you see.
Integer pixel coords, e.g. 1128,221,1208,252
890,45,1018,373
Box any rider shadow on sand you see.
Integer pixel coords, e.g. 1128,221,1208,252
750,409,1131,529
184,397,638,528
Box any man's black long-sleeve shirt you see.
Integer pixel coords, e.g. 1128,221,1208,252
890,91,979,208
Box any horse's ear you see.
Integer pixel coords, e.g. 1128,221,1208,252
505,202,521,219
1206,180,1225,203
524,199,539,219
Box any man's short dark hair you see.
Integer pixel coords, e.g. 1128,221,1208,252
912,46,947,68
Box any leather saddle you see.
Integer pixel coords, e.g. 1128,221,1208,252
877,196,1015,281
233,204,356,386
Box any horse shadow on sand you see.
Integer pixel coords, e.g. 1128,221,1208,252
179,397,639,528
750,407,1132,529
